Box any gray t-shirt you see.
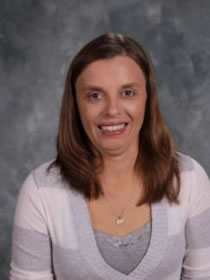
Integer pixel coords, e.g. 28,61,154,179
94,221,152,275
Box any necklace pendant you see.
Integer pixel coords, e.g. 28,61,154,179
116,217,125,226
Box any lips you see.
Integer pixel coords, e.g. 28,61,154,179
98,122,128,131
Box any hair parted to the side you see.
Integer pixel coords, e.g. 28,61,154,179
49,32,181,205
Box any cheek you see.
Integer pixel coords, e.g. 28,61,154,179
132,99,147,127
79,112,91,130
77,100,92,128
79,107,98,133
129,99,146,119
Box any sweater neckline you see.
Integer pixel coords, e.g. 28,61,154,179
69,191,168,280
94,219,151,239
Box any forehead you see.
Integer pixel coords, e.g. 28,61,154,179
76,55,146,88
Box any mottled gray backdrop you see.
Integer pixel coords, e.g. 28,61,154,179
1,0,210,279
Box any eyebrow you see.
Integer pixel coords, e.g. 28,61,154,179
121,83,142,89
82,86,104,92
81,82,142,92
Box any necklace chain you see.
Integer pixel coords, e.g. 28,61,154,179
103,185,135,226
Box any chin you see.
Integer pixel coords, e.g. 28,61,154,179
99,145,131,157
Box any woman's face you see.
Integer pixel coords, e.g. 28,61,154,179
75,55,147,157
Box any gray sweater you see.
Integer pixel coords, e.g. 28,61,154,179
10,153,210,280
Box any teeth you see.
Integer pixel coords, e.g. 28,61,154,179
101,124,126,131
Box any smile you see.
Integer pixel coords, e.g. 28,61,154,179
101,123,126,131
99,122,128,130
98,122,128,135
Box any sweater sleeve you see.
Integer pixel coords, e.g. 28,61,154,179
10,173,54,280
181,159,210,279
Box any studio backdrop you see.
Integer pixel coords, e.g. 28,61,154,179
1,1,210,279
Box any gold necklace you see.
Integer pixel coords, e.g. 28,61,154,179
103,186,135,226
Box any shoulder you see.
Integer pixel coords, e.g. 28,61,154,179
31,160,65,190
178,152,210,217
16,161,67,206
178,152,209,185
16,160,66,208
178,152,196,173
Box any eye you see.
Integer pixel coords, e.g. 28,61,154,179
87,92,103,101
122,89,136,97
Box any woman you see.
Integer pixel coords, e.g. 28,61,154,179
10,33,210,280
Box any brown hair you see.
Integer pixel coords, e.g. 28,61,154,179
49,32,180,205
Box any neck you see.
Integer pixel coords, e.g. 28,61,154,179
96,148,142,196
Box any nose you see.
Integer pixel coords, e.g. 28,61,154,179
104,96,120,117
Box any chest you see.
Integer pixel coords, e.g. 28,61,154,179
51,232,186,280
48,194,186,280
87,198,151,236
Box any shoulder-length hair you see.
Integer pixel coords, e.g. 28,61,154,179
49,32,180,205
